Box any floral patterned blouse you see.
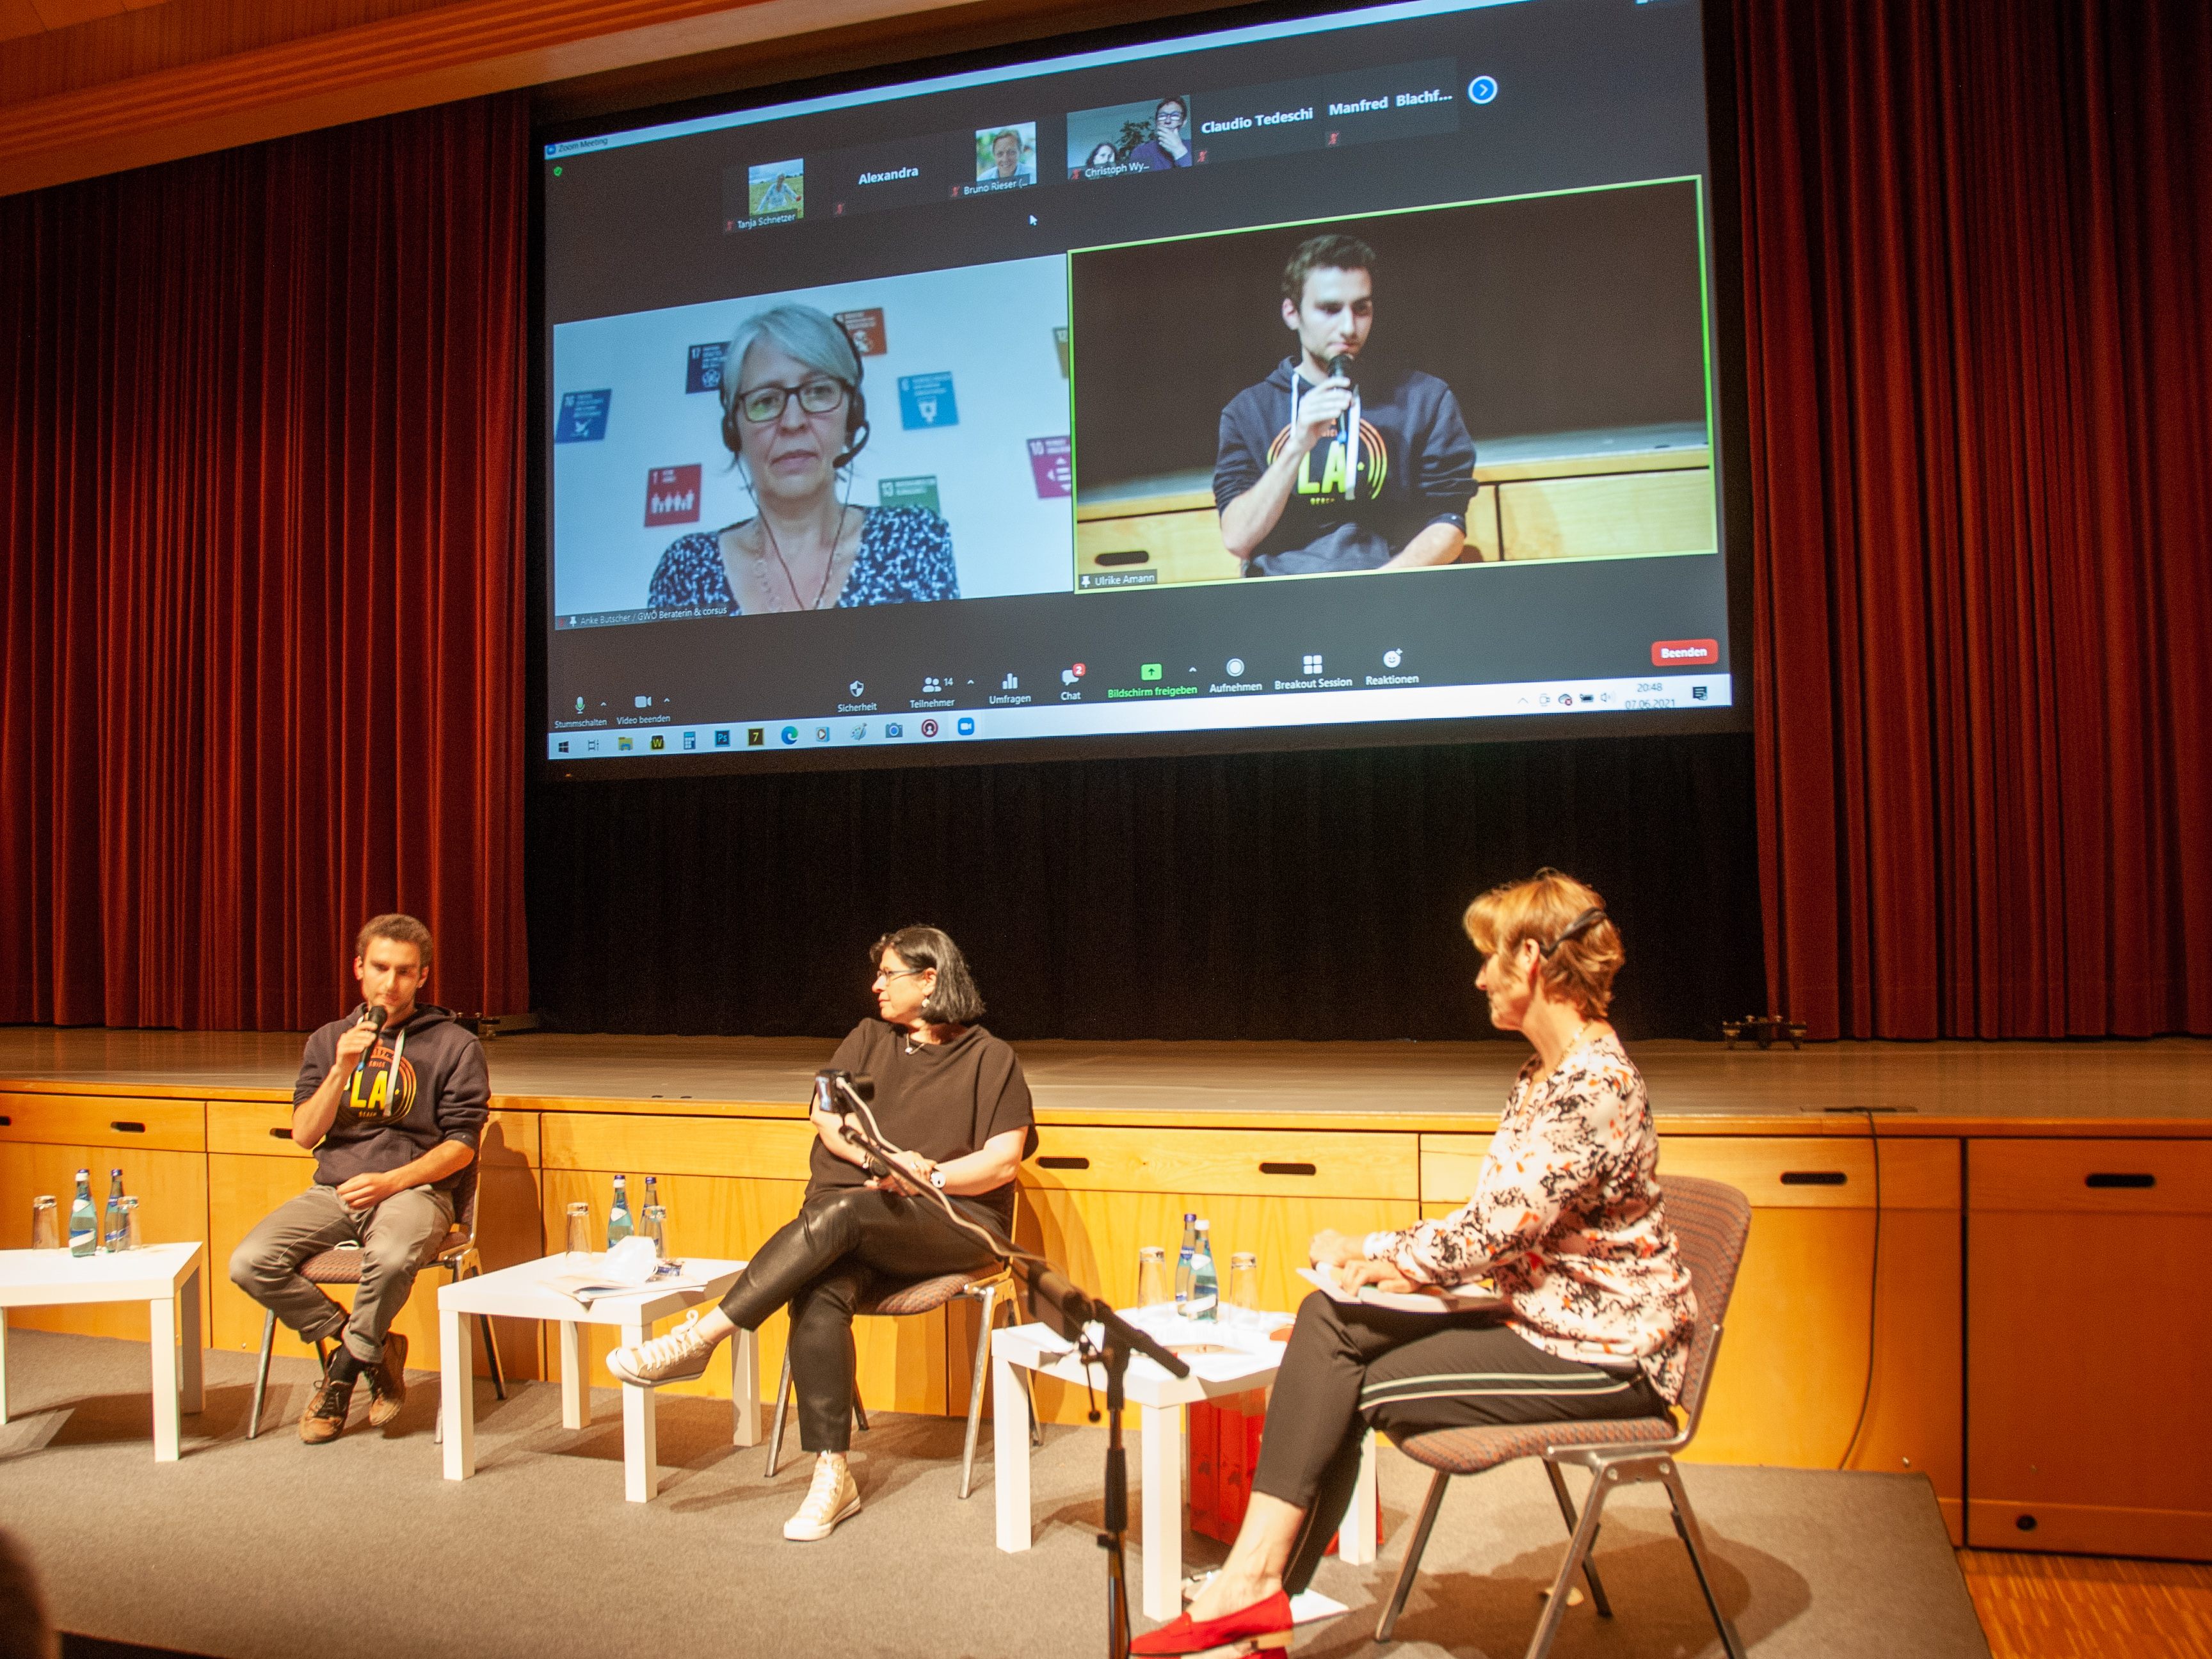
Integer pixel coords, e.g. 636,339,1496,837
1361,1029,1697,1402
646,507,959,611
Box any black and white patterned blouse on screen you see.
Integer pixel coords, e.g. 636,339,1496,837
646,506,959,611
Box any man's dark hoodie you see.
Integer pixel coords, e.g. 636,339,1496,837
292,1003,488,1190
1214,355,1477,575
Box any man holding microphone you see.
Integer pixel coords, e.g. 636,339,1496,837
1215,232,1478,577
228,915,489,1443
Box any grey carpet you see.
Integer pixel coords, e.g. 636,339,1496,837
1,1330,1989,1658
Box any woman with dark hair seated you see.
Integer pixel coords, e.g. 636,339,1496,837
606,926,1035,1541
1132,871,1697,1655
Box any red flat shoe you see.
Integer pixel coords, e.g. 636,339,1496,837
1130,1589,1294,1655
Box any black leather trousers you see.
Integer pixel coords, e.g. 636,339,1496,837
718,1185,1006,1453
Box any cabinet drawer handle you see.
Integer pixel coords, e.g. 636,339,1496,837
1037,1155,1089,1171
1780,1170,1847,1186
0,1115,10,1126
269,1127,295,1141
1260,1162,1318,1177
110,1120,147,1134
2085,1172,2155,1189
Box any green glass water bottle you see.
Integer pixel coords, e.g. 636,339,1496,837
68,1169,97,1257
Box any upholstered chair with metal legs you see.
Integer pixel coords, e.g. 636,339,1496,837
1374,1174,1753,1659
244,1167,505,1441
764,1262,1039,1498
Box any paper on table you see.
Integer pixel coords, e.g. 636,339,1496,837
1297,1265,1503,1315
545,1237,703,1302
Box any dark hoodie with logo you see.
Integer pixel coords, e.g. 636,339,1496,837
1214,355,1477,575
292,1004,490,1190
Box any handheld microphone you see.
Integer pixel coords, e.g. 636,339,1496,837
349,1004,387,1091
1326,354,1359,490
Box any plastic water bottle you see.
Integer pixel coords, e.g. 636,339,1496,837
1173,1212,1198,1306
1189,1220,1219,1322
103,1168,127,1252
68,1169,97,1257
607,1174,635,1247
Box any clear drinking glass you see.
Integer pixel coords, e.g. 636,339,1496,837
642,1205,668,1259
30,1196,59,1250
118,1196,141,1252
1228,1252,1260,1314
1136,1246,1170,1308
564,1201,593,1256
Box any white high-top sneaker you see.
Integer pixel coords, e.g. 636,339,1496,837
783,1452,862,1541
605,1311,716,1386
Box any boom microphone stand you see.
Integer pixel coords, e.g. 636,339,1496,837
817,1070,1189,1659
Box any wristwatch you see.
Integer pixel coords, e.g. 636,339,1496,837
928,1167,948,1190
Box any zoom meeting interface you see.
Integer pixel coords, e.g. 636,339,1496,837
541,0,1732,767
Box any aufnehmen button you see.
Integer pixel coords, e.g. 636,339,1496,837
1651,639,1719,666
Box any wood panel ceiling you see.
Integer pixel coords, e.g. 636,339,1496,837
0,0,1215,196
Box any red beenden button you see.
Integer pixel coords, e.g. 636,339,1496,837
1651,639,1719,666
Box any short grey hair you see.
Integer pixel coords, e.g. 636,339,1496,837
717,303,868,465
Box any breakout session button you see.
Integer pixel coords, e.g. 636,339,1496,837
1651,638,1719,666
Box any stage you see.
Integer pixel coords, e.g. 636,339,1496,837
4,1028,2210,1573
3,1327,1991,1659
3,1028,2209,1132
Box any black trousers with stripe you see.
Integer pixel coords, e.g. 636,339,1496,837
1251,1292,1667,1594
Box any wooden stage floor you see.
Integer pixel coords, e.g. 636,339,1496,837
2,1027,2208,1132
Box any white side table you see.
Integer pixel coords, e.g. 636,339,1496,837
0,1243,205,1461
437,1254,756,1502
992,1318,1377,1620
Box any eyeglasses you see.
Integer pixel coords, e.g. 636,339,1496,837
874,966,929,984
737,378,850,424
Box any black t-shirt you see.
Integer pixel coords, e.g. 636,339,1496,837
810,1021,1038,1223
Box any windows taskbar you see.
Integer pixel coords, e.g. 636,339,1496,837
544,671,1732,759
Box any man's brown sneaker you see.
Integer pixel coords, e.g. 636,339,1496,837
300,1370,355,1444
365,1331,408,1428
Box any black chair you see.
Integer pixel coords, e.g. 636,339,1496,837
1374,1174,1753,1659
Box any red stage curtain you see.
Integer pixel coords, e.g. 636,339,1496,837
0,95,529,1029
1737,0,2212,1037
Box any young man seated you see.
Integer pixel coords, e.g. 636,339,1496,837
228,914,488,1443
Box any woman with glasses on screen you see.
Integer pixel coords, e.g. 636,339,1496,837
1130,871,1696,1655
646,304,959,612
605,927,1035,1543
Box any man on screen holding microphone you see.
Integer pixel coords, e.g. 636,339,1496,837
1215,232,1477,577
228,915,488,1443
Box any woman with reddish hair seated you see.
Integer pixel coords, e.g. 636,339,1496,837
1134,870,1697,1655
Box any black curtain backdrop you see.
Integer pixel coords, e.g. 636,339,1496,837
527,733,1762,1041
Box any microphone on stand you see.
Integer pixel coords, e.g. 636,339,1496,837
815,1069,889,1177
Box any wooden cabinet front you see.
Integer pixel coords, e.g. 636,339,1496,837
1968,1139,2212,1559
540,1105,950,1418
0,1139,210,1340
1419,1130,1963,1538
1019,1129,1420,1425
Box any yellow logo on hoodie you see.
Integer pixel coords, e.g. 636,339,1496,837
345,1043,419,1124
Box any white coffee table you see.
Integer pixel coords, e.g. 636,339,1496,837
0,1243,205,1461
993,1313,1377,1620
437,1254,758,1502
